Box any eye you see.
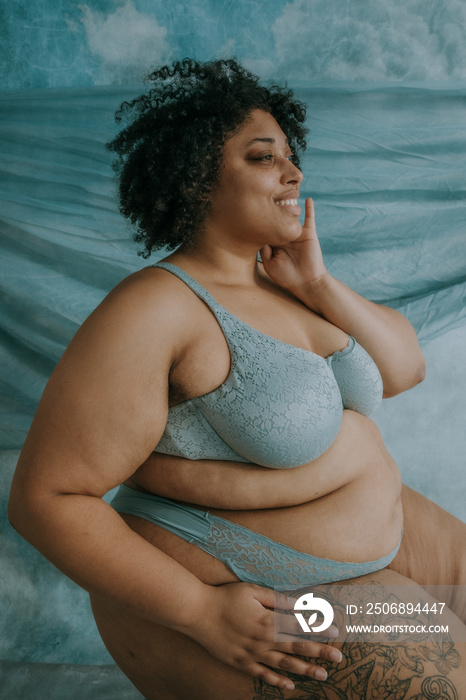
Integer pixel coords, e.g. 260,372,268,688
251,152,294,163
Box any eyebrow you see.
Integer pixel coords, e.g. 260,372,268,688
245,137,289,147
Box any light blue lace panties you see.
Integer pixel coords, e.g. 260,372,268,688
111,485,401,590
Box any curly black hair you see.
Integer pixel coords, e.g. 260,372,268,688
107,58,308,256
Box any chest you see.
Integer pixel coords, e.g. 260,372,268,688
156,262,382,470
161,317,383,469
169,289,348,406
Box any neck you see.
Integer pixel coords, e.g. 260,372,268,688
168,233,262,287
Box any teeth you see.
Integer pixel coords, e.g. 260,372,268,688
275,199,298,206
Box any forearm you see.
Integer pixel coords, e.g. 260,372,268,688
132,455,293,509
8,490,208,635
293,273,425,396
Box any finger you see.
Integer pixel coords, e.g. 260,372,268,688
248,585,292,611
272,607,338,637
254,589,340,641
259,244,273,266
302,197,315,233
262,650,331,681
245,662,296,691
275,639,343,665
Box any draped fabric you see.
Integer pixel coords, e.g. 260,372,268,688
0,82,465,666
1,82,465,450
297,84,466,341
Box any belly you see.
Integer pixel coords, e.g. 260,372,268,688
204,412,402,561
122,411,403,584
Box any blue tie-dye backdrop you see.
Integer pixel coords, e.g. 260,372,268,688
1,0,465,689
3,0,466,87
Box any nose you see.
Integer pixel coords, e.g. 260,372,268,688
281,157,303,185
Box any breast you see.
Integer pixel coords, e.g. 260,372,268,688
155,332,383,469
156,336,345,469
327,336,383,417
197,347,344,468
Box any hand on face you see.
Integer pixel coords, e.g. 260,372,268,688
260,198,329,294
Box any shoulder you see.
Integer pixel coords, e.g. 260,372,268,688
80,266,198,348
102,265,194,321
54,265,201,389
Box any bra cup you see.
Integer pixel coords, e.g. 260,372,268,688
155,400,250,463
328,340,383,417
194,321,344,468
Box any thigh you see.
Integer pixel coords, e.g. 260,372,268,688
90,566,466,700
389,485,466,619
90,594,252,700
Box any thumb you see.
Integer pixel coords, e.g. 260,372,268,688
251,585,295,611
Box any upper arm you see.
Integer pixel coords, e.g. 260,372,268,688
10,269,179,505
375,307,426,398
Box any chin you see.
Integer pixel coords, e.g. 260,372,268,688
256,222,302,248
277,225,303,243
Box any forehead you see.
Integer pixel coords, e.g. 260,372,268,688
227,109,288,149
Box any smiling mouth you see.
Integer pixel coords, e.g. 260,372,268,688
275,199,298,206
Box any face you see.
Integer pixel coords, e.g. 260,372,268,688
204,109,304,251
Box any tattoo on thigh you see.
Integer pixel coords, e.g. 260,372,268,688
253,636,461,698
254,579,463,699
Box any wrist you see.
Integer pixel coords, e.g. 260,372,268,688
290,271,335,312
171,581,217,638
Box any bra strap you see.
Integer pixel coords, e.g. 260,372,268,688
152,262,238,349
152,262,223,312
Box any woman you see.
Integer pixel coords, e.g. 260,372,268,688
8,59,465,699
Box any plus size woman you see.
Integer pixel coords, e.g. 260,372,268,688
9,59,465,699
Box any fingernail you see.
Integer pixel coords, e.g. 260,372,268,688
284,681,294,690
327,625,339,637
315,668,327,681
330,649,343,663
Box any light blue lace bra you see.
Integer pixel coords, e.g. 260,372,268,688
154,262,383,468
